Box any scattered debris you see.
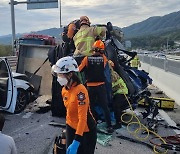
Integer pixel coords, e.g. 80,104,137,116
139,85,175,110
155,91,163,95
48,121,66,128
22,112,34,119
116,135,160,152
24,95,52,113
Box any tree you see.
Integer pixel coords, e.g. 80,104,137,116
0,45,12,56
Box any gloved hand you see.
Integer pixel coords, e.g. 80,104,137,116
66,140,80,154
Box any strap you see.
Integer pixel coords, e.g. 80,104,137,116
30,57,49,78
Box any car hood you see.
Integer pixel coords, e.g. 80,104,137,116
12,72,29,81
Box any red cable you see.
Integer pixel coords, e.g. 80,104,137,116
150,134,180,146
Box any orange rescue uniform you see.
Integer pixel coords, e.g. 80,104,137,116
62,83,94,136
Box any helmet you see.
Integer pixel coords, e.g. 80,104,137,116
93,40,105,50
80,16,91,26
51,56,79,74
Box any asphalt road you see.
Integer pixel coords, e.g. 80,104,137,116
2,103,180,154
3,111,65,154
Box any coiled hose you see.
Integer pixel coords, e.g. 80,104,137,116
121,94,168,153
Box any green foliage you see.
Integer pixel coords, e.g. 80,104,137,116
127,29,180,50
0,45,12,56
122,11,180,50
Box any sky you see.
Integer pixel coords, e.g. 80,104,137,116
0,0,180,36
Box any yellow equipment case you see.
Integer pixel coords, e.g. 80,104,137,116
138,97,175,110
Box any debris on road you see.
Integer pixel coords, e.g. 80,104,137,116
24,95,51,113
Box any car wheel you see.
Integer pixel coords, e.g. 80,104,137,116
14,88,28,114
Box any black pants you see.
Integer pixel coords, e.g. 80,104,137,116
88,84,112,127
113,94,129,124
66,124,97,154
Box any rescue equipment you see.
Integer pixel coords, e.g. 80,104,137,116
139,97,175,110
53,129,66,154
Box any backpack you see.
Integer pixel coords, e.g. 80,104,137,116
62,19,80,42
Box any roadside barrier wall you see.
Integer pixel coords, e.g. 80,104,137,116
139,55,180,106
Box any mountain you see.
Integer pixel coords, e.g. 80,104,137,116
32,28,63,38
122,11,180,38
0,28,63,45
1,11,180,45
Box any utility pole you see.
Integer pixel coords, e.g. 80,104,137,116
166,37,169,51
9,0,58,55
10,0,16,55
59,0,62,28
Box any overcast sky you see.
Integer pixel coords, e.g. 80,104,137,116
0,0,180,36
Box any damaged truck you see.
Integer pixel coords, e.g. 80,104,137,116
0,34,61,114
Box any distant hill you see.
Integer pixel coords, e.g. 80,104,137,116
0,28,63,45
122,11,180,38
1,10,180,47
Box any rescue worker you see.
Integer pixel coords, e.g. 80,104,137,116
130,52,141,69
73,16,106,57
108,60,129,129
62,19,80,56
0,113,17,154
51,56,97,154
78,40,113,133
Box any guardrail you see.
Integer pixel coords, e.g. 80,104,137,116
139,55,180,105
139,55,180,76
166,55,180,60
6,56,18,71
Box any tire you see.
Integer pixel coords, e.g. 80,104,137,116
14,88,28,114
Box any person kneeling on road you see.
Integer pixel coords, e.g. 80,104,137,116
109,60,129,129
51,56,97,154
78,40,113,133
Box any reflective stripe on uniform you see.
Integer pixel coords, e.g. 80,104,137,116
96,27,102,36
74,30,89,42
74,26,105,56
130,57,139,67
74,36,95,55
112,78,128,95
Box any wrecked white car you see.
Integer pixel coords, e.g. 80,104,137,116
0,57,34,113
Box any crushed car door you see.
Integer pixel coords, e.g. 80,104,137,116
0,58,17,113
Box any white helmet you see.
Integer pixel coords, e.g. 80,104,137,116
51,56,79,74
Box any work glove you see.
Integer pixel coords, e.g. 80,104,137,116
66,140,80,154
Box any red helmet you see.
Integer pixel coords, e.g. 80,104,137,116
80,16,91,26
93,40,105,50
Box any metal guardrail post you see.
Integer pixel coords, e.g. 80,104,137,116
150,56,152,66
164,59,168,72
